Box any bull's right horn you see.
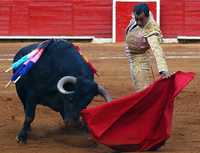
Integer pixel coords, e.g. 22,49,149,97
57,76,77,94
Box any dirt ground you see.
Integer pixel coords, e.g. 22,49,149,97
0,42,200,153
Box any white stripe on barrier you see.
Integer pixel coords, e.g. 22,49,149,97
1,52,200,61
0,58,12,61
0,54,15,57
1,56,200,61
166,52,200,55
167,56,200,59
0,51,200,57
98,55,200,60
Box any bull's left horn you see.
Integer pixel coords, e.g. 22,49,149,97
57,76,77,94
97,85,112,102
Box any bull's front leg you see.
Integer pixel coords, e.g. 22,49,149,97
16,101,36,144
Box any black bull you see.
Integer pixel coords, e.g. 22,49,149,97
13,39,112,143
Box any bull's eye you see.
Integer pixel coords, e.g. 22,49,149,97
63,82,75,92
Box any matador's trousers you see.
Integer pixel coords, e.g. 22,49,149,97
128,53,154,91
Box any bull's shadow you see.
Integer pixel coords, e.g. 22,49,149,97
27,124,97,148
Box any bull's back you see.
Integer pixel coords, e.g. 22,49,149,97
14,43,38,63
14,40,93,90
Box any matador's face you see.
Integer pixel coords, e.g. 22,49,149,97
134,12,148,28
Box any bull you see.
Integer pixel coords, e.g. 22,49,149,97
12,39,112,143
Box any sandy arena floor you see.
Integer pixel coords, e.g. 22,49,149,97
0,42,200,153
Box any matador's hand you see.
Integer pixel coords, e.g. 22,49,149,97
159,71,171,79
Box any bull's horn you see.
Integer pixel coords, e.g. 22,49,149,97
97,85,112,102
57,76,77,94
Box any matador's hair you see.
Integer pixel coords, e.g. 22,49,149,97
134,3,149,17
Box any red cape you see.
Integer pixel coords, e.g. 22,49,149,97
81,71,194,151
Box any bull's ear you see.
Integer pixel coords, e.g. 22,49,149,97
75,77,112,102
75,77,99,96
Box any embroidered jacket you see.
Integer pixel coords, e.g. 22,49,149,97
125,12,168,72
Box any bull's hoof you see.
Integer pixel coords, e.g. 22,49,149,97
112,150,121,153
16,132,27,144
64,120,81,129
79,121,89,132
86,135,98,147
